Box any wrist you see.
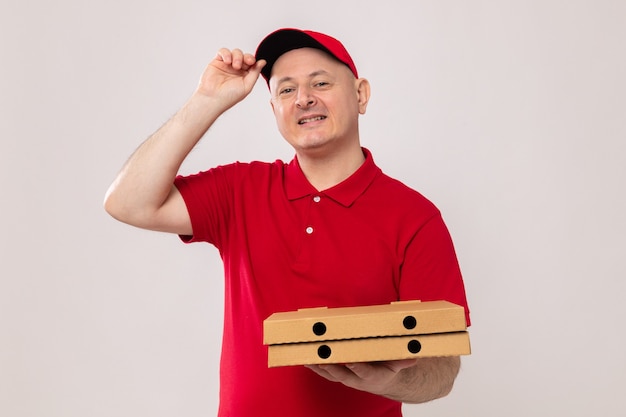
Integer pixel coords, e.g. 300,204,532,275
180,92,229,126
191,84,243,115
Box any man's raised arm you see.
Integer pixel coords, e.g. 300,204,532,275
103,49,266,235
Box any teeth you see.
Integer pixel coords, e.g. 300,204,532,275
299,116,325,124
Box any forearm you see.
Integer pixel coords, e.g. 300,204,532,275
384,356,461,404
104,93,222,224
105,50,265,229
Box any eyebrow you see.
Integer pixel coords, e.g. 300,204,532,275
275,70,332,86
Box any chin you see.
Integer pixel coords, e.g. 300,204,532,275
297,139,335,153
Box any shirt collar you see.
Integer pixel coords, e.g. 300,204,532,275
285,148,381,207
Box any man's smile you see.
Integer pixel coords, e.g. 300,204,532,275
298,115,327,125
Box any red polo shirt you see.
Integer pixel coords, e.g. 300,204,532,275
174,148,470,417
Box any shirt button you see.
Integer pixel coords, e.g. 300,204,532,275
313,196,321,203
306,227,314,234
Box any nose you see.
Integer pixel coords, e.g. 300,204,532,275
295,87,315,108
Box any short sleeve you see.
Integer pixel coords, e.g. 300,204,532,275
173,164,237,248
399,213,471,326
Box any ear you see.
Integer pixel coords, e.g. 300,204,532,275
355,78,371,115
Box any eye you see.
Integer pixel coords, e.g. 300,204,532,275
314,81,330,88
279,87,295,95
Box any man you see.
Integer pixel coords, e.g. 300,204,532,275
105,28,470,416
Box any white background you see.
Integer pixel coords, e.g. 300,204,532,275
1,1,625,416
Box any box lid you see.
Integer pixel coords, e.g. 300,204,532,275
263,300,466,345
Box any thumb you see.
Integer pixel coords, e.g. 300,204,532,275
253,59,267,74
243,59,267,87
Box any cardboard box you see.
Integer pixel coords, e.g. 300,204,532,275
264,300,467,344
264,300,471,367
268,331,470,367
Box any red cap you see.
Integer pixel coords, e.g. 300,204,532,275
255,28,358,84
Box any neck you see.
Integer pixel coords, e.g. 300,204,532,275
296,143,365,191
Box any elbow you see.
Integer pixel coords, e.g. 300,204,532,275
103,191,121,221
102,186,168,231
103,186,130,224
103,194,116,218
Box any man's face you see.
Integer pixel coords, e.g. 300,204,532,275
269,48,369,156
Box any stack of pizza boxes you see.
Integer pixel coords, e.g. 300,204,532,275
263,300,470,367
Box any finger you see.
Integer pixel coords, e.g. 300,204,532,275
342,359,417,380
345,359,416,378
230,48,245,70
305,364,347,383
305,365,338,382
241,59,266,89
244,59,267,82
216,48,232,64
322,364,360,382
382,359,419,373
342,362,376,379
243,53,257,67
238,53,259,72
